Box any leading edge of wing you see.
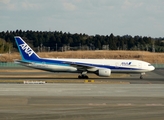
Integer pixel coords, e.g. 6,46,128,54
63,61,95,70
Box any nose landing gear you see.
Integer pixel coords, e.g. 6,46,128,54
140,72,145,79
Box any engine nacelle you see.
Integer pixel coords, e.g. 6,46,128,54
96,69,111,77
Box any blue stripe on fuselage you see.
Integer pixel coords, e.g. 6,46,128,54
23,58,142,71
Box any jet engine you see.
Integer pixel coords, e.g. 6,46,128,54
95,69,111,77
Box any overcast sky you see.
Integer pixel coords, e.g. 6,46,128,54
0,0,164,37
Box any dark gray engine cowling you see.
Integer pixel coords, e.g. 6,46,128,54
96,69,111,77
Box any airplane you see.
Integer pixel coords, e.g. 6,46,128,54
14,36,155,79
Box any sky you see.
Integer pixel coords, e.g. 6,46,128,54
0,0,164,38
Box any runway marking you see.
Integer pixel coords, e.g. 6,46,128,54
145,104,164,106
117,103,132,106
117,103,164,107
88,103,107,106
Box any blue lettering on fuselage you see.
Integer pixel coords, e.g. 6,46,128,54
121,62,132,66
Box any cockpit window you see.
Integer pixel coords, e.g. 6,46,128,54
148,64,152,66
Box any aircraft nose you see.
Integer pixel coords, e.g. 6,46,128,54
151,66,155,71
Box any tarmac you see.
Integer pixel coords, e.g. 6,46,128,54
0,68,163,120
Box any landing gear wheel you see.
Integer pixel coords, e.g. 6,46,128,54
140,75,143,79
78,75,82,79
84,75,88,79
78,75,89,79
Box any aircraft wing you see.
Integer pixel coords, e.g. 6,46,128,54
63,61,95,71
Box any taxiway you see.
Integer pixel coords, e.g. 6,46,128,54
0,68,163,120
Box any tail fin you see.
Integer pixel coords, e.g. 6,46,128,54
14,36,40,61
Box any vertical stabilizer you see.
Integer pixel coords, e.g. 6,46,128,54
14,36,40,61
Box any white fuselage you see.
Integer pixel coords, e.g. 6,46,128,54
23,58,155,74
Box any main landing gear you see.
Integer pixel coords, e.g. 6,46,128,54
140,72,145,79
78,75,89,79
78,71,89,79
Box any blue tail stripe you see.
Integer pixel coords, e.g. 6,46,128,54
14,36,40,61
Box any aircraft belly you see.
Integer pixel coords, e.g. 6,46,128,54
24,64,77,72
111,69,149,73
42,65,77,72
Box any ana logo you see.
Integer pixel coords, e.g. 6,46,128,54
121,62,132,66
19,43,34,57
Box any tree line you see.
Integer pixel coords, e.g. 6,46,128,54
0,30,164,53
